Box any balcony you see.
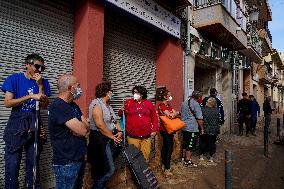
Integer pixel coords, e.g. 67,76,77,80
193,0,247,50
272,73,280,84
271,50,284,70
258,23,272,55
258,62,272,84
239,22,262,63
154,0,191,10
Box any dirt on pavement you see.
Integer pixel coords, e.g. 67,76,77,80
156,116,284,189
105,115,284,189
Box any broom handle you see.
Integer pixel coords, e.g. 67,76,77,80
33,100,40,189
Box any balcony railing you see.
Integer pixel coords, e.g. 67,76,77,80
264,22,272,43
267,28,272,43
247,22,262,55
265,62,273,78
236,7,247,31
193,0,246,31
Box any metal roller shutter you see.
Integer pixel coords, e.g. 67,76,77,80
103,9,158,114
0,0,74,188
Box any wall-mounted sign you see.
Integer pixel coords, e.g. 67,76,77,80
105,0,181,38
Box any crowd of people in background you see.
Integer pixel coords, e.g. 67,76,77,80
237,92,261,137
1,53,276,189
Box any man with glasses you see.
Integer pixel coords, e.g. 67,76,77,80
1,53,51,189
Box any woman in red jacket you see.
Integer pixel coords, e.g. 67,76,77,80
118,86,158,162
156,87,179,177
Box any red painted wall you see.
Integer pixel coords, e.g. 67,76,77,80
156,39,184,110
74,0,104,115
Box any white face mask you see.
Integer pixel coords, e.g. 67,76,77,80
133,93,141,101
168,96,173,101
71,87,83,100
108,92,114,100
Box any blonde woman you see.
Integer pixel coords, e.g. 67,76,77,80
200,97,220,162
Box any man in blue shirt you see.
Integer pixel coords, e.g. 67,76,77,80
48,74,89,189
249,95,260,136
1,53,51,189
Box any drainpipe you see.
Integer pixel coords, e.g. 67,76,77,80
183,6,192,101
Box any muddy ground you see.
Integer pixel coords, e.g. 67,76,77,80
156,116,284,189
108,115,284,189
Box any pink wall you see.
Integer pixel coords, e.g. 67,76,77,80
74,0,104,115
156,39,184,110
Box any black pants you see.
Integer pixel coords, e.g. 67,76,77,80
160,131,174,170
199,134,217,157
264,114,271,127
250,115,257,132
238,115,251,134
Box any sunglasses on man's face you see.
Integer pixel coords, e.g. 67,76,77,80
29,62,45,72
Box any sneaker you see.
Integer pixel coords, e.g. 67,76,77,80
209,157,214,163
184,160,198,167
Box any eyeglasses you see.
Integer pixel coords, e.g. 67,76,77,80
29,62,45,72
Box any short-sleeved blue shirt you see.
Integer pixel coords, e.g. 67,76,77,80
48,98,87,165
1,73,51,112
181,98,203,132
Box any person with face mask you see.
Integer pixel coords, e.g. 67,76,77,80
48,74,89,189
156,87,179,178
1,53,51,189
87,81,123,189
118,85,158,162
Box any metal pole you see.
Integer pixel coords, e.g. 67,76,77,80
277,118,280,139
183,7,190,101
225,150,233,189
264,116,269,157
33,101,39,189
283,113,284,128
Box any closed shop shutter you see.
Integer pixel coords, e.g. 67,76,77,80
0,0,74,188
103,9,158,114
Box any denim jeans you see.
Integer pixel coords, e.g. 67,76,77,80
92,142,115,189
251,115,257,132
4,137,41,189
53,161,85,189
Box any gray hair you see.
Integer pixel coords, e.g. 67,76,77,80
57,74,76,93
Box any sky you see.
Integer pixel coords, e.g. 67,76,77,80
269,0,284,52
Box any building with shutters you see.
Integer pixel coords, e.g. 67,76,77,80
0,0,189,188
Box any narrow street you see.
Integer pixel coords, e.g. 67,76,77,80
155,115,284,189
